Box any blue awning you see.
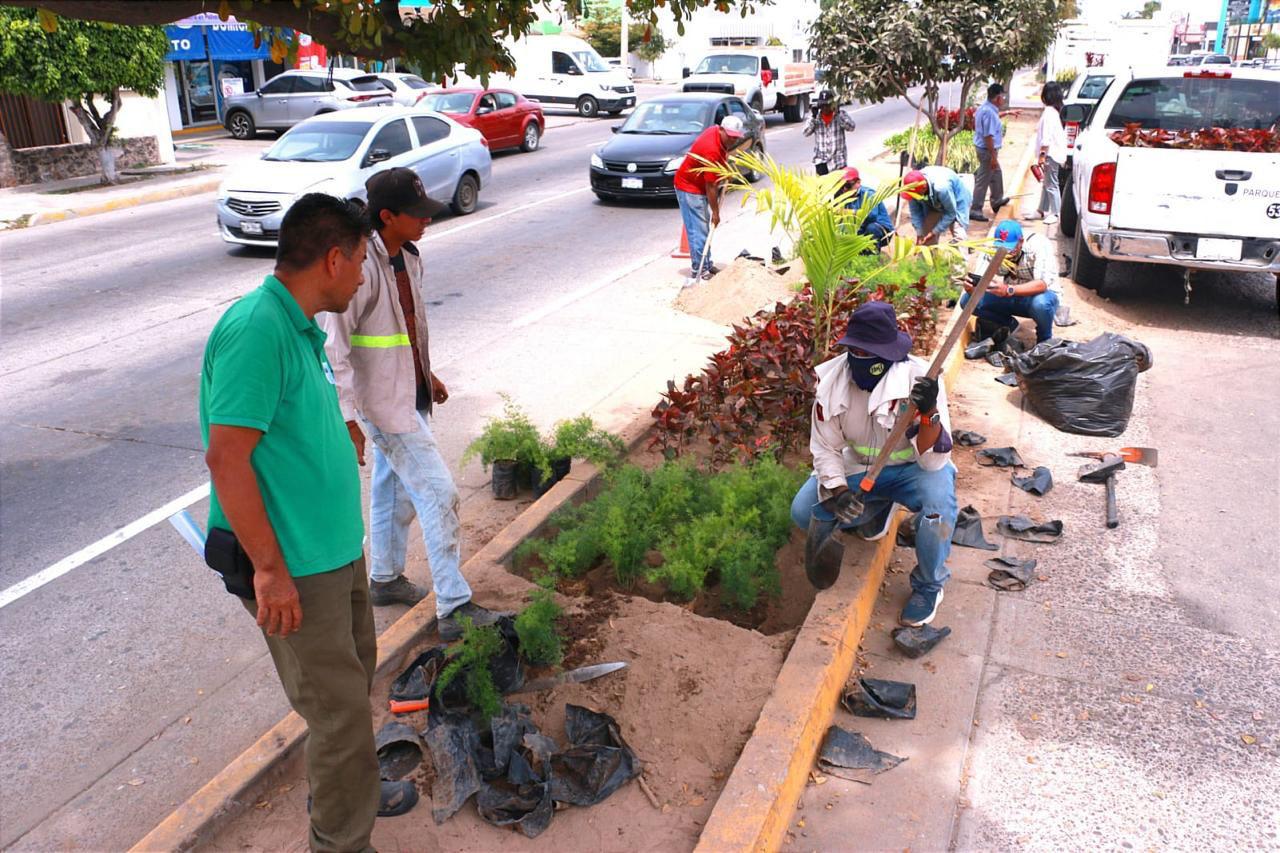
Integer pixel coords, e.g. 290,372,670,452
164,25,206,61
205,24,272,61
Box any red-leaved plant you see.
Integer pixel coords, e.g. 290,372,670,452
1108,123,1280,153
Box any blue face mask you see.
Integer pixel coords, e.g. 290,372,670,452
847,352,889,391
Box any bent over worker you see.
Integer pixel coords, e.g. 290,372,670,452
673,114,750,282
319,168,508,639
903,166,972,245
790,302,959,627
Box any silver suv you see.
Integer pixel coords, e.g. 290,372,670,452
223,69,393,139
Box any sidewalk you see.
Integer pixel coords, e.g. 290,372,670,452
0,134,268,229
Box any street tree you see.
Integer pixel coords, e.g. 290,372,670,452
581,4,621,58
811,0,1061,165
9,0,758,84
632,20,668,65
0,8,166,184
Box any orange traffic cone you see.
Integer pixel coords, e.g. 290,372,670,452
671,225,691,259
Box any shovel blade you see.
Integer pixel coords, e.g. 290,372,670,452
805,517,845,590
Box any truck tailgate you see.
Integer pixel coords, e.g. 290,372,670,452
1110,148,1280,239
779,63,815,95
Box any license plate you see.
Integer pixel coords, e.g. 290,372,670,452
240,220,263,235
1195,237,1242,261
621,177,643,189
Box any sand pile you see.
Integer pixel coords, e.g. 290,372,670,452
675,256,804,327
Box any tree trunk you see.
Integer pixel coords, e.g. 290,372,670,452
97,144,119,184
68,89,122,185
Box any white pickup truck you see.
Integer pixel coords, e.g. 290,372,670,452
681,48,815,122
1060,66,1280,301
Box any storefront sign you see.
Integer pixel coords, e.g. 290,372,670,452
163,25,206,61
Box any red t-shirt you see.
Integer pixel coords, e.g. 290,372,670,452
673,126,726,195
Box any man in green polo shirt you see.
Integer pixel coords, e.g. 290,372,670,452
200,194,417,852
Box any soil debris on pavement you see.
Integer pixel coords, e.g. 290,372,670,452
674,256,800,326
817,726,906,784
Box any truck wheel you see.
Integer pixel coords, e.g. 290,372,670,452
1072,222,1109,295
750,93,763,113
782,100,801,123
576,95,599,118
226,110,255,140
1059,182,1078,238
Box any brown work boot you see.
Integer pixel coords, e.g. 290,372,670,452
370,576,427,607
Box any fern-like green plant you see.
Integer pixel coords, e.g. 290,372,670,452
514,588,563,667
461,395,544,473
435,617,504,718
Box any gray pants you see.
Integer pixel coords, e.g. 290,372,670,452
1038,156,1062,216
973,149,1004,213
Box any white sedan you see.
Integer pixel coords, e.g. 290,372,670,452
216,107,492,247
375,72,440,106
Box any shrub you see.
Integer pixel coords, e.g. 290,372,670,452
548,416,625,466
514,588,563,667
883,127,982,173
436,617,504,718
1055,67,1080,86
462,396,544,473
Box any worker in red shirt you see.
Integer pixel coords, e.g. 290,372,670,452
673,114,750,283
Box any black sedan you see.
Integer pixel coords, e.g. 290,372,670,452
588,93,765,201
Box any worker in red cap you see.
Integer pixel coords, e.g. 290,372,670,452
840,167,893,249
901,165,972,245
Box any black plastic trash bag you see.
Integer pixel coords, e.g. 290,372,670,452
985,556,1038,592
997,515,1064,543
954,430,987,447
954,504,999,550
891,625,952,659
965,338,997,360
1011,466,1054,496
977,447,1025,468
476,739,554,838
842,678,917,720
549,705,641,806
818,726,906,784
423,713,483,824
1007,333,1153,437
375,721,425,781
390,646,446,702
478,703,540,780
995,372,1019,387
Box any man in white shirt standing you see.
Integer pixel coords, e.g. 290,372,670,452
964,219,1061,344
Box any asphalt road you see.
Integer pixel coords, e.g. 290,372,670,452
0,83,955,849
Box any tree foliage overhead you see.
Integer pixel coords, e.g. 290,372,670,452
13,0,758,82
580,3,621,58
0,7,167,182
812,0,1061,162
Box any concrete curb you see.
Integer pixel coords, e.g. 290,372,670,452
129,416,653,853
24,176,223,228
694,304,972,853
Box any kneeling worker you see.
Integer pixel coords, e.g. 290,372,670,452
841,167,893,249
790,302,959,626
963,219,1061,344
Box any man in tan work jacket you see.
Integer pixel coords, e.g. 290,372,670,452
319,168,506,640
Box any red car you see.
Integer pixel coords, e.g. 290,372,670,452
416,88,545,153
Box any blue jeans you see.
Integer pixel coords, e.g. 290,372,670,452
790,463,958,594
360,412,472,617
676,189,711,276
963,289,1060,343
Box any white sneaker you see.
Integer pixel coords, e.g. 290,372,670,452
1044,214,1060,225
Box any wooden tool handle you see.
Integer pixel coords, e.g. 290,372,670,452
1105,475,1119,528
857,247,1008,495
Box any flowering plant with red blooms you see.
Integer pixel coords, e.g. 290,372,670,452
935,106,976,132
1109,122,1280,153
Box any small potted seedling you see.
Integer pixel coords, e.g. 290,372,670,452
531,416,625,497
462,397,543,500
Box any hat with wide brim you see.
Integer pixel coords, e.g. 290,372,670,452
836,301,912,361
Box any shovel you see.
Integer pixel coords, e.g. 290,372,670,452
804,246,1009,590
685,223,716,287
805,247,1009,587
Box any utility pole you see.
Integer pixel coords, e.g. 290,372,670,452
620,10,629,71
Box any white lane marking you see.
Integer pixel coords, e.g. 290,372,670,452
0,482,210,610
422,186,591,242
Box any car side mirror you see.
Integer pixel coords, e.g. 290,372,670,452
567,66,582,76
256,91,264,98
611,124,620,133
365,148,392,167
682,67,691,79
476,105,493,115
752,109,764,122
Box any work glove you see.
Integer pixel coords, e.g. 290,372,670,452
823,489,864,525
910,377,939,414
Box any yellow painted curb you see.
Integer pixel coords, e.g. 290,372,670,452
130,415,652,852
695,306,973,853
28,177,223,228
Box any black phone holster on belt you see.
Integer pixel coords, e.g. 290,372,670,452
204,527,256,600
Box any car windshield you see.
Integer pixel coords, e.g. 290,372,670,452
1105,77,1280,131
418,92,477,113
693,54,759,75
618,101,709,134
402,75,431,89
573,50,611,72
1078,75,1113,100
263,122,371,162
337,76,386,92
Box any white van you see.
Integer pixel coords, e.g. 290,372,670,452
483,35,636,118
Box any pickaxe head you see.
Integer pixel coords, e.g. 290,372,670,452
1077,454,1126,484
1068,447,1158,467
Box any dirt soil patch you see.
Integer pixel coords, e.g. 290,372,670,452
205,591,789,852
675,256,804,326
